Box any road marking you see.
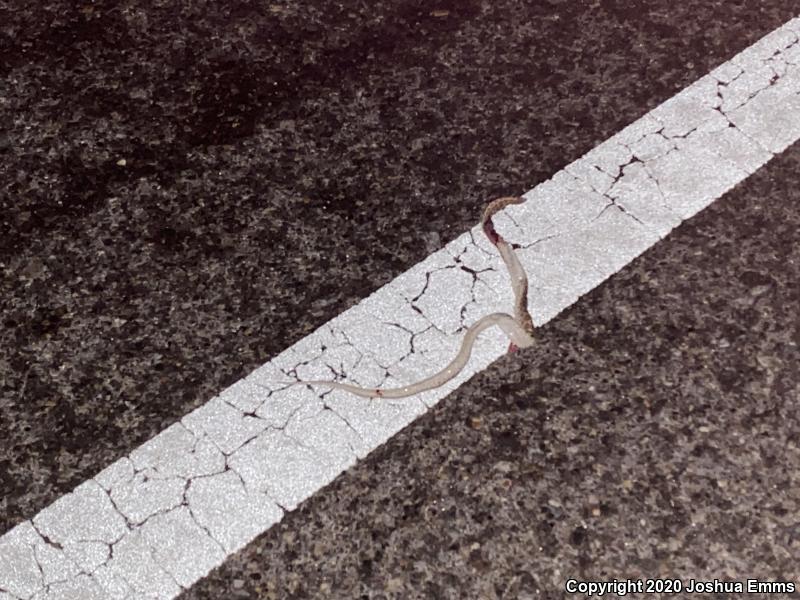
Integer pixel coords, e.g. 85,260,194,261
1,17,799,600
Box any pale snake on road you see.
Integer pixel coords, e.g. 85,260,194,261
291,196,535,399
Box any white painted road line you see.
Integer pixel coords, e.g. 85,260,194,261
2,17,799,600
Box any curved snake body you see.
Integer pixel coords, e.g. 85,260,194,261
298,196,535,399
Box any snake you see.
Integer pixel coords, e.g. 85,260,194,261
295,196,535,399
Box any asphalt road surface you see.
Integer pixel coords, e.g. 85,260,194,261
1,1,798,599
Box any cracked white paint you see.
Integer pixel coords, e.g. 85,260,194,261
139,507,227,589
32,481,128,550
59,540,109,574
182,397,270,456
103,528,180,598
0,522,48,599
227,426,339,511
31,574,107,600
30,535,79,588
3,17,800,599
413,266,475,335
185,470,283,554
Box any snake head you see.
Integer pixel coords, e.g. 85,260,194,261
482,218,501,245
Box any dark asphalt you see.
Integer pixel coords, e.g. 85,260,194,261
184,142,800,599
1,0,798,593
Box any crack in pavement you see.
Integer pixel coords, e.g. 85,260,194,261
4,16,800,600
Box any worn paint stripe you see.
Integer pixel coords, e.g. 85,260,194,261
1,17,799,600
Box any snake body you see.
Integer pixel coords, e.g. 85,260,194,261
299,196,535,399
